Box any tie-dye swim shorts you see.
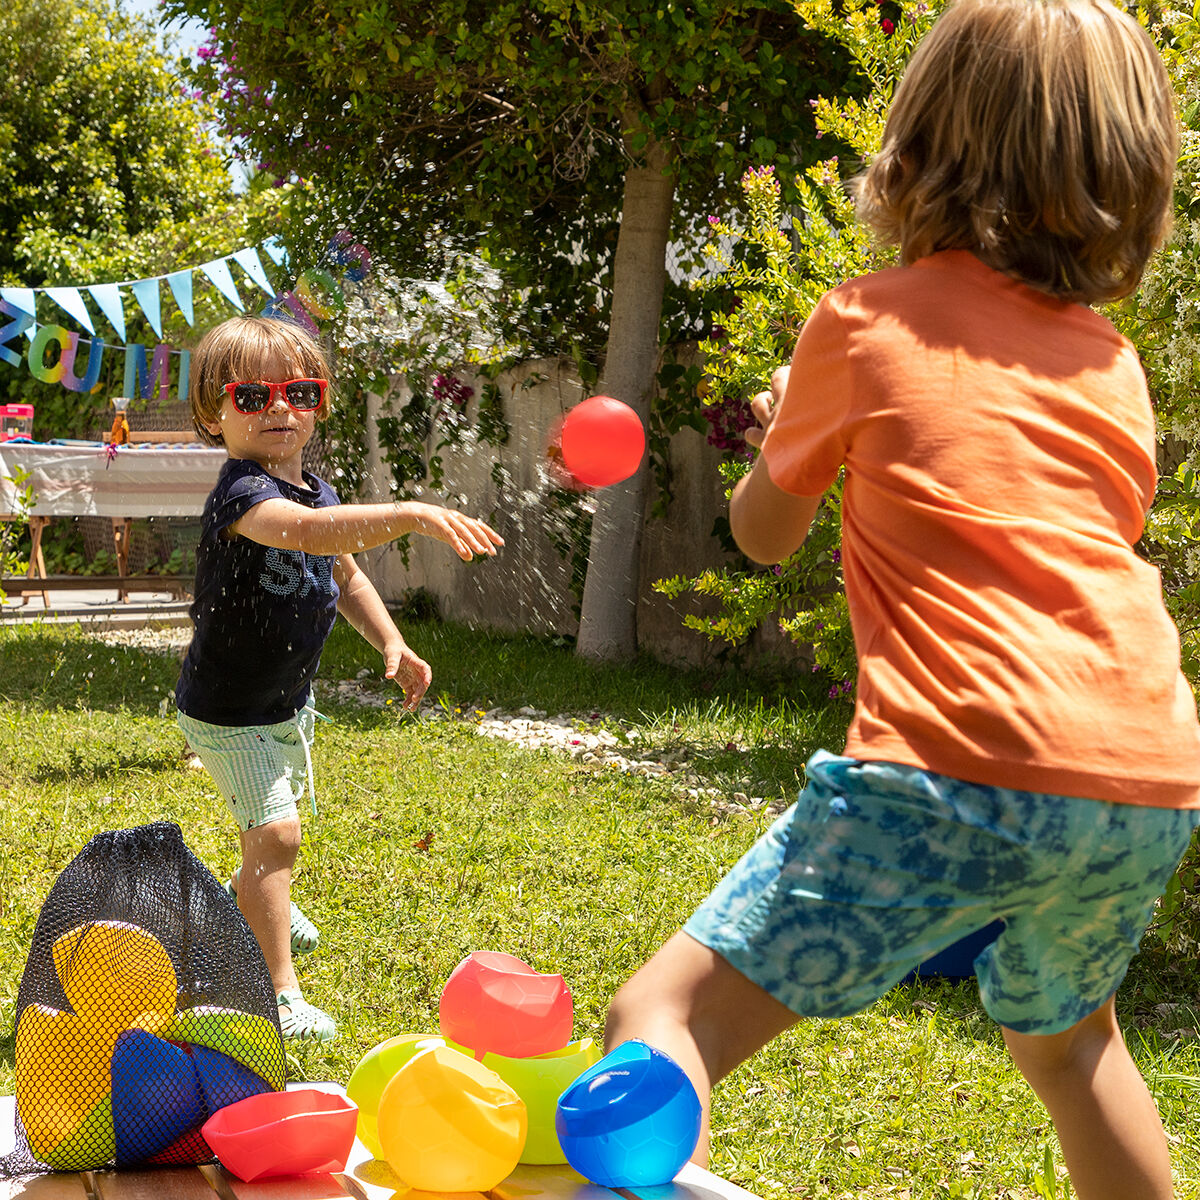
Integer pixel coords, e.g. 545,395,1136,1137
685,750,1200,1034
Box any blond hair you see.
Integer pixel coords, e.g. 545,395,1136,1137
855,0,1178,303
189,316,333,447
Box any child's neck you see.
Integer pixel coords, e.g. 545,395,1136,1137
231,449,307,488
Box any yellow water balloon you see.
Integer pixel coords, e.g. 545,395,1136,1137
51,921,175,1032
346,1033,445,1159
15,1003,116,1164
377,1044,527,1192
446,1036,602,1164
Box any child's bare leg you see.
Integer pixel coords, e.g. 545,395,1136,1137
605,931,799,1166
1003,997,1173,1200
235,817,302,995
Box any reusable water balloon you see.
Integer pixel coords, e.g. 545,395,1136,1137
52,920,177,1031
164,1006,286,1088
439,950,573,1059
201,1089,359,1182
559,395,646,488
376,1044,527,1191
556,1039,702,1188
15,1003,117,1164
111,1030,207,1165
345,1033,446,1159
446,1036,602,1164
15,920,179,1170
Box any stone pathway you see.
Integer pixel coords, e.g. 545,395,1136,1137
97,627,781,822
323,672,781,821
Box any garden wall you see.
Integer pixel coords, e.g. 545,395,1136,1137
354,356,790,666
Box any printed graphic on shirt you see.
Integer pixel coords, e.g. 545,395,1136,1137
259,547,336,598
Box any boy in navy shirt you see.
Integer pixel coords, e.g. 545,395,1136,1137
177,315,503,1040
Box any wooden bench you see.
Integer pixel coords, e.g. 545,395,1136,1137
0,1088,761,1200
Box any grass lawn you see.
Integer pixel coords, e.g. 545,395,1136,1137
0,617,1198,1199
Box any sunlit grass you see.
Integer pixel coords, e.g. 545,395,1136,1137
0,619,1197,1199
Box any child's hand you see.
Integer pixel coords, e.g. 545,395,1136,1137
407,503,505,561
384,641,433,712
746,365,790,450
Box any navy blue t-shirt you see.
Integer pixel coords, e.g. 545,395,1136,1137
176,459,341,725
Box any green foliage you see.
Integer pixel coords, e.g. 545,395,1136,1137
0,467,33,592
0,0,286,435
654,0,935,688
0,0,229,287
1109,9,1200,441
165,0,853,377
1141,461,1200,683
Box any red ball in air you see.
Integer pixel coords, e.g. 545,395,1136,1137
559,395,645,488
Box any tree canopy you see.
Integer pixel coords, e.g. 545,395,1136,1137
170,0,841,349
169,0,847,658
0,0,231,288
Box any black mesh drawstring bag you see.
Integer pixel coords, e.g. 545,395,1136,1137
2,822,285,1175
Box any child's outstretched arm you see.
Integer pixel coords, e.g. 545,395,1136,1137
730,365,824,564
229,499,503,560
333,554,431,712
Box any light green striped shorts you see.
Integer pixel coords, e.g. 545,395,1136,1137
177,708,318,832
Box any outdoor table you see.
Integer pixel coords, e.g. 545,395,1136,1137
0,440,224,603
0,1089,762,1200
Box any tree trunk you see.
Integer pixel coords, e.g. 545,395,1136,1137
575,132,675,662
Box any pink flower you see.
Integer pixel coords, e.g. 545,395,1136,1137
881,17,895,33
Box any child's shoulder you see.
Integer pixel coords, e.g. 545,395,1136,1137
213,456,271,488
829,250,994,306
827,250,1130,346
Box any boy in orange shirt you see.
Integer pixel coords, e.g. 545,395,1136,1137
605,2,1200,1197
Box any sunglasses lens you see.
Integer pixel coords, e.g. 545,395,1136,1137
285,380,324,410
233,383,272,412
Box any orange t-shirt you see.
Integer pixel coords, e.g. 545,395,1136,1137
762,250,1200,808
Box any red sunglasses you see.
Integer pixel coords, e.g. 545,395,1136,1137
224,378,328,414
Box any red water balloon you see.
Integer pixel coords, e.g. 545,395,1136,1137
559,396,645,488
439,951,573,1060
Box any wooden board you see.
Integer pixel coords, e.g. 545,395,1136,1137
92,1168,217,1200
3,1175,91,1200
618,1163,765,1200
0,1095,758,1200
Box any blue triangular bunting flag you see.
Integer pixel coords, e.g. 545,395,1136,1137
231,247,274,297
0,288,36,321
130,278,163,338
87,283,126,341
200,258,244,311
260,237,289,266
166,270,194,325
44,287,95,334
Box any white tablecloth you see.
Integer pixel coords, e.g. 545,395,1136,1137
0,442,226,518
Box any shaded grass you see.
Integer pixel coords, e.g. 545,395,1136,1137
0,620,1198,1199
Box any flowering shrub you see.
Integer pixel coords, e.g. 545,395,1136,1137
655,0,937,696
702,394,756,459
663,0,1200,715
